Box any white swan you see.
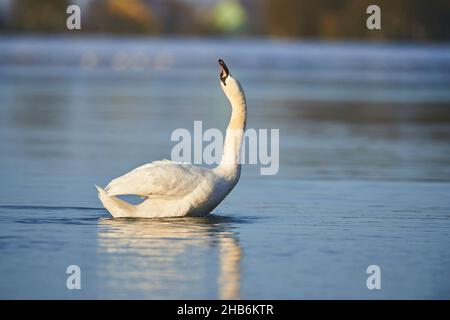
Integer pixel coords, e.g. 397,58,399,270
96,59,247,218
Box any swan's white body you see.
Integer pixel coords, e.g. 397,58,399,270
96,60,246,218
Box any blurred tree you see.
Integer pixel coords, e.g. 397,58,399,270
10,0,68,32
161,0,198,35
212,0,247,34
86,0,161,34
265,0,450,40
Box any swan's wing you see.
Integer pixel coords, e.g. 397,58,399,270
105,160,208,198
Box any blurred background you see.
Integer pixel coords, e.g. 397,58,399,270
1,0,450,40
0,0,450,299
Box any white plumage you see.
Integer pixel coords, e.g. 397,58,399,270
96,59,247,218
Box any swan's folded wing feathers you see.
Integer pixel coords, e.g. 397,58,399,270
105,160,206,197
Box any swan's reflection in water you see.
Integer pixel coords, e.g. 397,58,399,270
97,215,242,299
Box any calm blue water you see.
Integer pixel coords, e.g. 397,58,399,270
0,36,449,299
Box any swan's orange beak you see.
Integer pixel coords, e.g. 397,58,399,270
219,59,229,85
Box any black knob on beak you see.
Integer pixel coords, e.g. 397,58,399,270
219,59,229,85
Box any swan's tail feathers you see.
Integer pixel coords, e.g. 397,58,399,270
95,185,136,218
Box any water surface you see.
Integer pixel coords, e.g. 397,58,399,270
0,37,449,299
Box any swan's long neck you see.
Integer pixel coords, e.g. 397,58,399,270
217,89,247,177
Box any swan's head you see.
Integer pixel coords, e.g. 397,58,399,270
219,59,244,100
